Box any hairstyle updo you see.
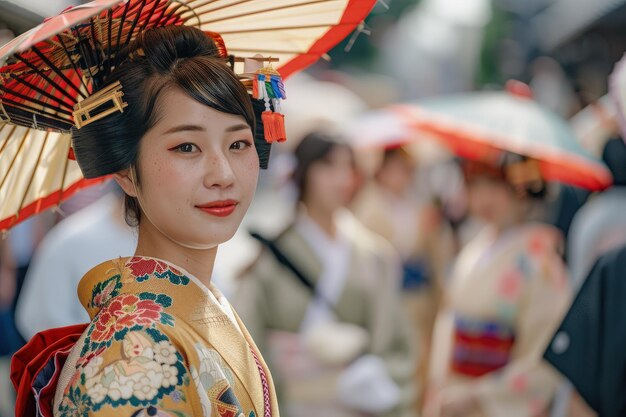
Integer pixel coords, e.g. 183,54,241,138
72,25,265,226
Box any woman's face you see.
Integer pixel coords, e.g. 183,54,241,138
467,176,520,228
119,87,259,248
303,145,356,213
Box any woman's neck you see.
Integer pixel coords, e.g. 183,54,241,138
301,203,337,238
134,222,217,287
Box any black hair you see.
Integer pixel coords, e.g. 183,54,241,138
602,137,626,186
292,131,355,202
72,25,270,226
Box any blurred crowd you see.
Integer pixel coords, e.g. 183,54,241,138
2,0,626,417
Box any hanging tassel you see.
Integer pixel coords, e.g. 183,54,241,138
262,111,286,143
254,60,287,143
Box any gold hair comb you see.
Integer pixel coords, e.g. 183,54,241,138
73,81,128,129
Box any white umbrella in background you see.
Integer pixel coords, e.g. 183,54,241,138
282,73,367,146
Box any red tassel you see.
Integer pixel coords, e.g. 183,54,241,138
68,147,76,160
262,111,287,143
252,78,259,99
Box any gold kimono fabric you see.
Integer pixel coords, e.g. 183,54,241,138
427,224,571,417
52,256,279,417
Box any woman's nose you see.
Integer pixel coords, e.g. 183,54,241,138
203,152,235,189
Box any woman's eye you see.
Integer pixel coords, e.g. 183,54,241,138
172,143,198,153
230,140,252,151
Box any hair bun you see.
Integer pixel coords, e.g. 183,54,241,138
138,26,220,71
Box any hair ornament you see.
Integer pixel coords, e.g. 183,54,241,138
73,80,128,129
252,62,287,143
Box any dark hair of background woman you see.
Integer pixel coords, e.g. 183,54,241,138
291,131,355,202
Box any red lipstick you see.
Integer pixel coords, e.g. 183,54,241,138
196,200,238,217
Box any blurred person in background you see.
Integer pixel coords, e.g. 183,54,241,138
351,145,453,404
0,239,18,417
15,187,136,339
235,132,416,417
424,154,571,417
0,214,54,417
544,243,626,417
566,137,626,290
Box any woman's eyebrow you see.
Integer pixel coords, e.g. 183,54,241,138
225,123,250,132
163,124,205,134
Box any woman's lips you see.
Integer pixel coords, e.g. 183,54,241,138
196,200,238,217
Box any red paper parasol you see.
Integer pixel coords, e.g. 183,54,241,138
392,83,612,191
0,0,377,231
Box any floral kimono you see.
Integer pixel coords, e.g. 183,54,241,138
13,256,279,417
427,224,571,417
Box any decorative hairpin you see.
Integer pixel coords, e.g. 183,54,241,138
252,62,287,143
73,81,128,129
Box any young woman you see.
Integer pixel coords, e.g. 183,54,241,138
423,156,571,417
13,26,279,417
235,132,415,417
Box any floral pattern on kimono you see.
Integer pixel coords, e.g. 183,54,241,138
53,256,278,417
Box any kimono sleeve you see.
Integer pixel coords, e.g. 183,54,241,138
544,245,626,417
55,327,201,417
470,243,572,417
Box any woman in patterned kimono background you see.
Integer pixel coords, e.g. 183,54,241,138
11,26,280,417
423,155,572,417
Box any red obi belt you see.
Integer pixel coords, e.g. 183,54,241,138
451,316,515,377
11,324,88,417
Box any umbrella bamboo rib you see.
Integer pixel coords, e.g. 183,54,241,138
8,75,74,110
57,134,72,205
119,0,150,51
0,128,29,192
185,0,252,16
0,86,73,117
106,8,114,75
0,125,17,156
13,132,49,226
30,46,85,98
13,53,79,103
56,35,90,93
217,22,351,34
112,0,132,68
140,0,168,34
194,0,340,23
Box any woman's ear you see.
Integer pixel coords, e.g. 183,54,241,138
113,168,138,198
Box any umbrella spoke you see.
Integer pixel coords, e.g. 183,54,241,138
12,130,49,226
217,23,342,35
0,124,17,158
112,0,133,68
56,35,90,93
0,127,29,192
195,0,338,22
0,86,74,117
8,75,75,111
120,0,150,49
16,52,80,103
141,0,169,33
57,133,72,205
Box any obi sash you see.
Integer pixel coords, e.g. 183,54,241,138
11,323,88,417
451,316,515,377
